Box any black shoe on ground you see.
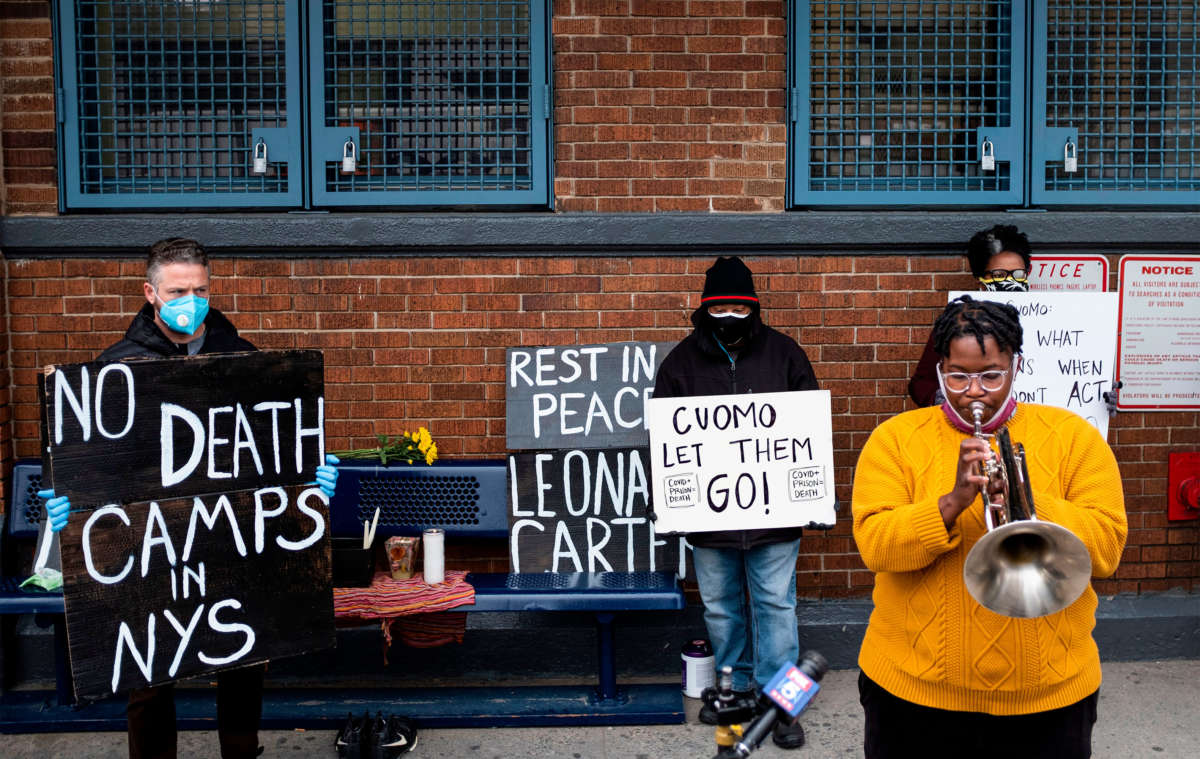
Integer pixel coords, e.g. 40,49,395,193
334,712,365,758
371,715,418,757
772,719,806,749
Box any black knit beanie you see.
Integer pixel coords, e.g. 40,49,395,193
699,256,759,312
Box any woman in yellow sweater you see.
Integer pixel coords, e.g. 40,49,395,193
852,295,1127,759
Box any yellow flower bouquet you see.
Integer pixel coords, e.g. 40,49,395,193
330,427,438,466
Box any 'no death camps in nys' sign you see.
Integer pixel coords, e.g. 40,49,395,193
646,391,836,534
41,350,334,700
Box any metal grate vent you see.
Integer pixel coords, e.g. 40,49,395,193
7,462,45,538
69,0,289,196
1043,2,1200,192
321,0,533,193
355,473,483,528
807,1,1013,193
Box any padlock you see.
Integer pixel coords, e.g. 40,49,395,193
1064,140,1078,173
251,140,268,175
980,139,995,171
341,139,357,174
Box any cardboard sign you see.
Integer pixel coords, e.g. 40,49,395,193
507,448,691,577
1116,255,1200,410
951,292,1119,437
1027,255,1109,292
505,342,673,450
646,391,836,534
41,350,334,699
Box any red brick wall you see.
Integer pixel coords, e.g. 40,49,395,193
553,0,788,211
0,2,1196,594
3,255,1196,596
0,1,55,215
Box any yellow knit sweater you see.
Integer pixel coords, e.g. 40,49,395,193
852,403,1127,715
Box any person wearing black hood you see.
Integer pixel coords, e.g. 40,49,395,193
653,256,818,750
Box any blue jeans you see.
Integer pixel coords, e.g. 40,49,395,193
691,539,801,692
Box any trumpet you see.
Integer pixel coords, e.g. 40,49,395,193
961,402,1092,618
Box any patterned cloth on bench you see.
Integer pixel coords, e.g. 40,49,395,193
334,570,474,650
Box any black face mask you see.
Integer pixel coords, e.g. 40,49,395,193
705,312,753,346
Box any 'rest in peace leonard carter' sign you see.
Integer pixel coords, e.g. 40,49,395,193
41,350,334,700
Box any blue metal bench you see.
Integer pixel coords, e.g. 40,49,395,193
323,459,687,726
0,460,74,718
1,459,687,731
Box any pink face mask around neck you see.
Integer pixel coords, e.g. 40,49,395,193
941,396,1017,434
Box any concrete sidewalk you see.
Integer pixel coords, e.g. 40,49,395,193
4,660,1197,758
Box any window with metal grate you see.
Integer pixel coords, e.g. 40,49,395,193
1033,2,1200,203
55,0,551,210
789,1,1200,207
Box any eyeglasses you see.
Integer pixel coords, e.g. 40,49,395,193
978,268,1028,283
938,366,1012,393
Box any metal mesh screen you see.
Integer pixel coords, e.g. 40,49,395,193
808,1,1013,192
355,473,485,528
1044,3,1200,192
70,1,289,195
322,0,533,193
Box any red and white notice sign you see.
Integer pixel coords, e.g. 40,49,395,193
1027,255,1109,292
1116,255,1200,410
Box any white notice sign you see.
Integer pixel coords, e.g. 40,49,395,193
951,291,1119,438
646,390,836,534
1116,255,1200,410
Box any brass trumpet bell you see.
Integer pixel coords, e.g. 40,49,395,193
963,519,1092,618
961,402,1093,618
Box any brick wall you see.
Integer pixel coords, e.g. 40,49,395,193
0,1,55,215
3,255,1196,597
0,2,1197,595
553,0,788,211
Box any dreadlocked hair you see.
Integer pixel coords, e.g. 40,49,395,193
931,295,1023,358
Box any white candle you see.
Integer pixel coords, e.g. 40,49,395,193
422,528,445,585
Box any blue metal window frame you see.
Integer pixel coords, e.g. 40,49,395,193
56,1,305,210
1031,2,1200,205
54,1,551,211
306,0,552,209
789,1,1027,208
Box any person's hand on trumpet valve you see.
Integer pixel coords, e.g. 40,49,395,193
939,436,1003,528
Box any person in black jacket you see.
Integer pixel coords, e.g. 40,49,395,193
44,238,337,759
908,225,1032,407
653,256,817,750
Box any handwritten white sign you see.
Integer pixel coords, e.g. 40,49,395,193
951,291,1119,438
646,390,836,534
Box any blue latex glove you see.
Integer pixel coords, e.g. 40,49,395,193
314,454,340,498
37,489,71,533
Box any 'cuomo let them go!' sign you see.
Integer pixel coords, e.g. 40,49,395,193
646,390,836,534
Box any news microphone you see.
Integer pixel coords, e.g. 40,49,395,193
712,650,828,759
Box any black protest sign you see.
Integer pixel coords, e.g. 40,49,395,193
508,448,692,578
42,350,326,507
505,342,673,450
59,485,332,699
41,350,333,700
